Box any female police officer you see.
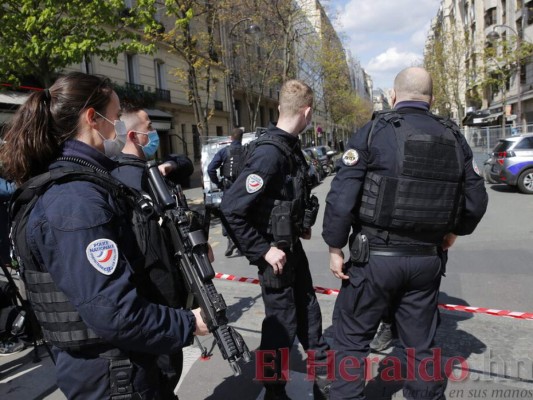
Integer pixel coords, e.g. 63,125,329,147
0,72,207,399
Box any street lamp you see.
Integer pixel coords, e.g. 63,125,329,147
223,18,261,130
486,22,524,133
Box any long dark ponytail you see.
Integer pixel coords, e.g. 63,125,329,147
0,72,114,184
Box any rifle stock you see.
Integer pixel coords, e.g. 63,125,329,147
145,161,251,376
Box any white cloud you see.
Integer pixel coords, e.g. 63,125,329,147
367,47,422,73
410,21,433,48
329,0,440,88
365,48,423,89
338,0,440,35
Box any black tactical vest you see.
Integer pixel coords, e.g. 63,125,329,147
221,145,244,182
359,111,465,233
245,135,310,239
9,165,162,351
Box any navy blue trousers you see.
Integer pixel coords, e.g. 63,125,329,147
330,254,446,400
257,241,330,387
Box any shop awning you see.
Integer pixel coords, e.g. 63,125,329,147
145,108,173,131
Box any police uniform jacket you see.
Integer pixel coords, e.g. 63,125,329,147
220,127,299,263
208,140,242,188
323,101,488,249
26,140,195,399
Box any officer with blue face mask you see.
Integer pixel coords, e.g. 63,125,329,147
111,105,197,399
112,106,194,191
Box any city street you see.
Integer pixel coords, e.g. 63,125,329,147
1,167,533,399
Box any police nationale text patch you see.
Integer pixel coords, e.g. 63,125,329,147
86,239,119,275
342,149,359,166
246,174,264,193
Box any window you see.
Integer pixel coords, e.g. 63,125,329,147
502,0,507,24
514,137,533,149
214,100,223,111
81,55,93,75
485,7,497,27
154,60,166,90
527,1,533,25
126,53,139,84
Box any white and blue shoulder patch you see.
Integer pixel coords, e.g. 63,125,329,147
246,174,264,193
86,239,119,275
473,159,481,176
342,149,359,166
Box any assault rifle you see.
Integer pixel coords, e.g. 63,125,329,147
145,160,251,376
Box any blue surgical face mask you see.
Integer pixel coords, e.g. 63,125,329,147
134,130,160,159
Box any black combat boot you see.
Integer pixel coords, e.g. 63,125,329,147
264,385,292,400
224,238,236,257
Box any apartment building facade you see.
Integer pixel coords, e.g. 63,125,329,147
427,0,533,133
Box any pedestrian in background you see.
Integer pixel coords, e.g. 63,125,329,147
220,80,330,400
0,72,208,400
323,67,488,400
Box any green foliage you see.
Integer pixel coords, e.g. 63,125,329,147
148,0,223,135
482,36,533,95
0,0,158,87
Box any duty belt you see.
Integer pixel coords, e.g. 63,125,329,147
369,245,438,257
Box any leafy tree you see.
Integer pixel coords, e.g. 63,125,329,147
482,35,533,127
218,0,290,130
0,0,158,87
151,1,224,136
424,16,469,122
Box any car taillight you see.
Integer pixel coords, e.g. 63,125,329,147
496,150,516,165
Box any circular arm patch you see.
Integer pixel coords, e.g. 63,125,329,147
342,149,359,166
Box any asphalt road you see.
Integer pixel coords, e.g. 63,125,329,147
209,170,533,316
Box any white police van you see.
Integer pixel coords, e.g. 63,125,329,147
201,129,265,209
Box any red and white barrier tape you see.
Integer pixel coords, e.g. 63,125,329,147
215,272,533,321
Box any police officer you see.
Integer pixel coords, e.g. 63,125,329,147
0,72,208,400
220,80,330,400
323,67,488,400
207,127,244,257
111,105,197,399
113,105,194,192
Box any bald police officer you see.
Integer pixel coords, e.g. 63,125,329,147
323,67,488,400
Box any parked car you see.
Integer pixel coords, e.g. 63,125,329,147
305,145,337,175
302,148,327,180
486,134,533,194
302,150,321,187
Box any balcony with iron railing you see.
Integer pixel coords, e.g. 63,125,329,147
155,88,171,102
125,82,144,92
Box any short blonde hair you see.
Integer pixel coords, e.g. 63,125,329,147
279,80,313,116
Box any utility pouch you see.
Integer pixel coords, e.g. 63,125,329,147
257,259,295,289
302,195,319,230
350,233,369,263
270,200,294,249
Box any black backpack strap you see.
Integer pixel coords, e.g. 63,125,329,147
367,110,403,148
255,134,299,171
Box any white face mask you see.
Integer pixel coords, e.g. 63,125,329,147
95,111,127,157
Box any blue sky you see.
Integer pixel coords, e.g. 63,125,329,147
324,0,442,90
